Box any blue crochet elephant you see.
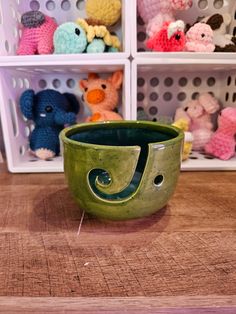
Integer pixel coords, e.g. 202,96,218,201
20,89,79,160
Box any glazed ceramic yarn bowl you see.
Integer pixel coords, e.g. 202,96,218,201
60,121,184,221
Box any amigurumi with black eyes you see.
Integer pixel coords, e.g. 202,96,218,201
20,89,80,160
17,11,58,55
53,22,88,54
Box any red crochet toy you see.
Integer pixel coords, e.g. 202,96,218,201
146,20,185,52
205,107,236,160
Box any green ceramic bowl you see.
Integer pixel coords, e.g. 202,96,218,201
60,121,184,221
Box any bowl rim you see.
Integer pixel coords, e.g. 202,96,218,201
60,120,184,149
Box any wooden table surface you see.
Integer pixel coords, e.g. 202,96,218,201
0,162,235,313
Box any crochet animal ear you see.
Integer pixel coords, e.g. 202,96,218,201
79,79,88,91
198,93,220,114
108,71,123,90
206,14,223,30
79,73,99,90
19,89,35,120
64,93,80,114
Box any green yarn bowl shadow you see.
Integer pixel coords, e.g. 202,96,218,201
60,121,184,221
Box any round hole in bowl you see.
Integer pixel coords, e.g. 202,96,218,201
154,175,164,187
97,171,112,186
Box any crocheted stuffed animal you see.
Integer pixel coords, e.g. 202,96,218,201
20,89,79,160
17,11,57,55
172,118,193,161
146,20,185,52
86,0,121,27
54,22,88,54
77,18,121,53
174,93,220,150
137,0,192,37
205,107,236,160
185,23,215,52
201,13,236,52
79,71,123,122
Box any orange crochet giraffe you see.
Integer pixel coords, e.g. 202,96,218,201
79,71,123,122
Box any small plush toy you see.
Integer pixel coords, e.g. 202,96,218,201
86,39,106,53
205,107,236,160
185,23,215,52
77,18,121,53
54,22,88,54
17,11,58,55
200,13,236,52
79,71,123,122
20,89,79,160
174,93,220,151
86,0,121,27
137,0,192,37
146,20,185,52
172,119,193,161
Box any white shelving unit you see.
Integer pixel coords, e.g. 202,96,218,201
131,0,236,58
0,0,131,173
0,0,130,60
132,59,236,170
0,0,236,172
131,0,236,171
0,60,130,173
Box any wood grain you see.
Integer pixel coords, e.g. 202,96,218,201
0,162,235,311
0,296,236,313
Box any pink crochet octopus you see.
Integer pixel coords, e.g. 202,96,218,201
146,20,185,52
185,23,215,52
205,107,236,160
137,0,192,37
17,11,57,55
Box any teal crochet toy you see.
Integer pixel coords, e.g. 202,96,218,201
86,38,106,53
54,20,120,54
77,18,121,53
54,22,109,54
86,39,119,53
53,22,87,54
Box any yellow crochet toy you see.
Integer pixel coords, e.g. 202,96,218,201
85,0,122,27
173,119,193,161
77,18,121,50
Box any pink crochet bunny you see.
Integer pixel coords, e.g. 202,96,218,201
205,107,236,160
186,23,215,52
174,93,220,150
17,11,57,55
79,71,123,122
137,0,192,37
146,20,185,52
